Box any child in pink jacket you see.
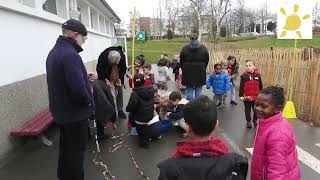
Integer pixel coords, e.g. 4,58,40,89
251,86,301,180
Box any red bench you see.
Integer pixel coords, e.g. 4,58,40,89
11,108,54,146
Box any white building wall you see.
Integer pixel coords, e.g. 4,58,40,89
0,1,114,87
0,0,119,163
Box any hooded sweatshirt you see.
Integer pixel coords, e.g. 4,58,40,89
180,40,209,86
158,137,249,180
157,66,171,82
126,86,155,123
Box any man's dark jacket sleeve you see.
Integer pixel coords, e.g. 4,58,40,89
63,53,92,105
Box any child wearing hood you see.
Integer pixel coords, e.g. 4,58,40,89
126,74,161,149
206,63,231,108
158,96,248,180
239,60,263,128
156,58,172,95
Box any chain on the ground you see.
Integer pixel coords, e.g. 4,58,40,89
91,132,151,180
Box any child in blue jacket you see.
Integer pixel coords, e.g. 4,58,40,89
206,63,231,108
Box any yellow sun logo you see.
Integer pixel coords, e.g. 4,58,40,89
280,4,311,38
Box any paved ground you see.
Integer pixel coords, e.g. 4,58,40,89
1,66,320,180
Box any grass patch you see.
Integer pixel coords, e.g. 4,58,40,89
127,40,188,64
126,35,320,64
227,35,320,48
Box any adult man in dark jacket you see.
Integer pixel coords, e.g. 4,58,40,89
180,33,209,100
46,19,93,180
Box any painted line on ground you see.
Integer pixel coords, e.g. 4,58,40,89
296,146,320,174
245,146,320,174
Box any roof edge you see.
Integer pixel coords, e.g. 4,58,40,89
99,0,121,22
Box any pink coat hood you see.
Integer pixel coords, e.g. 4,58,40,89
251,113,301,180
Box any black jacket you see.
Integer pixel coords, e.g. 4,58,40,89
180,41,209,86
46,36,94,124
158,153,248,180
126,86,155,123
96,46,127,84
92,80,116,125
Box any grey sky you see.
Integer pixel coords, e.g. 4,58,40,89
107,0,320,24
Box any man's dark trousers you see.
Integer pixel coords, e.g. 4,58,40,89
58,120,88,180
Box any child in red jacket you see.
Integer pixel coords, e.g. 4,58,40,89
239,60,263,128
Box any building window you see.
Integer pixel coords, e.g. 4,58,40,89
90,9,99,30
105,19,110,35
19,0,35,8
90,8,94,29
42,0,57,15
77,7,82,22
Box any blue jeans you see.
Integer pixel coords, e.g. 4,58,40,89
230,84,236,102
186,86,202,100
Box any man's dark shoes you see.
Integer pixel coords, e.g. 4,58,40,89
230,101,238,105
118,110,127,119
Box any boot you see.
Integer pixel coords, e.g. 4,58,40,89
246,122,252,128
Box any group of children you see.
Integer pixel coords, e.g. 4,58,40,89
125,54,188,148
206,56,239,108
206,56,264,128
158,86,301,180
97,53,300,179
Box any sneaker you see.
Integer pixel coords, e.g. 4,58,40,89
217,102,223,109
139,139,150,149
230,101,238,105
118,110,127,119
246,122,252,128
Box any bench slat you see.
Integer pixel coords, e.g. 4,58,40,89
11,109,53,137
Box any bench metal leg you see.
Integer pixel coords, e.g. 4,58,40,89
39,133,53,146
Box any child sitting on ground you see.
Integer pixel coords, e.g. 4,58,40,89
239,60,263,128
158,96,248,180
167,91,188,137
206,63,231,108
126,74,161,149
251,86,300,179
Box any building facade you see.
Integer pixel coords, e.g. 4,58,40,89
0,0,120,164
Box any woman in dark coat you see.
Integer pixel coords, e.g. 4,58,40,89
97,46,127,119
180,33,209,100
92,79,116,140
